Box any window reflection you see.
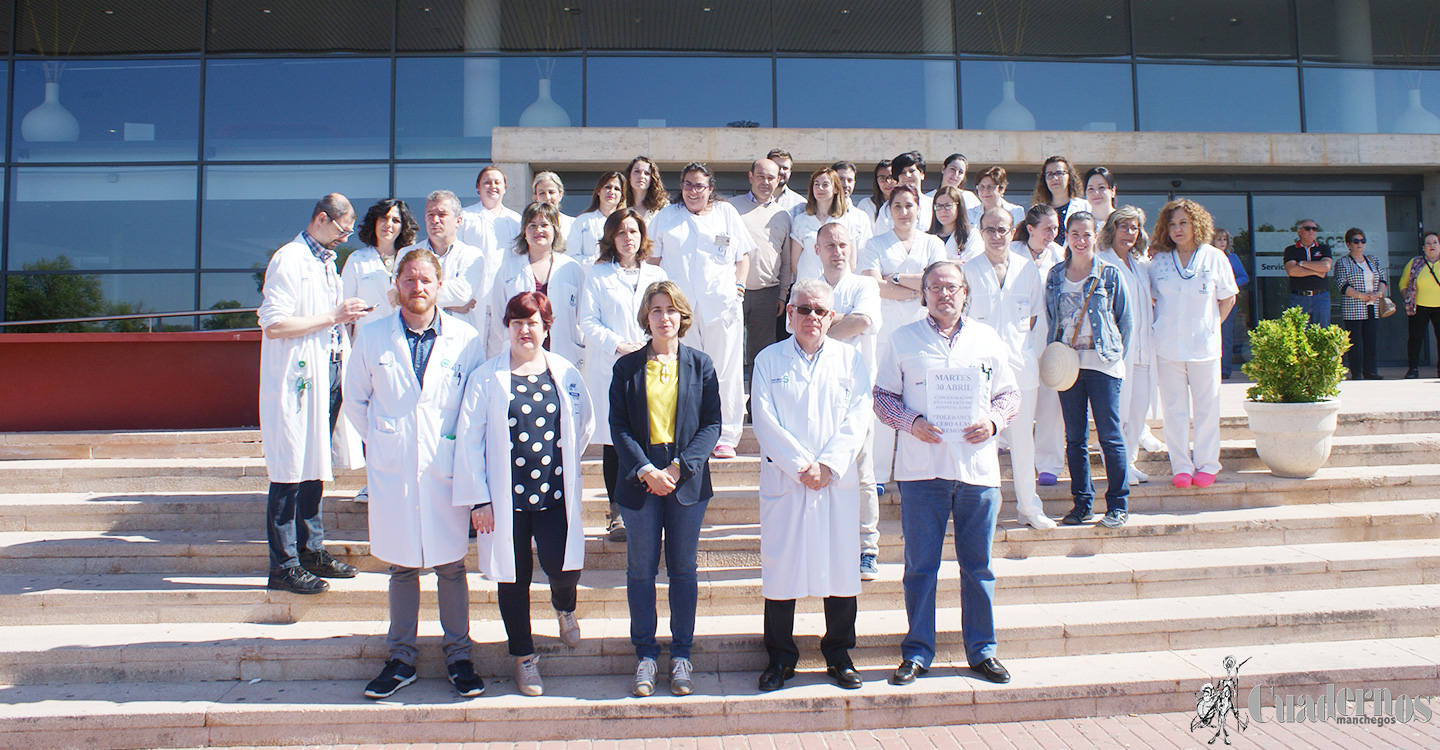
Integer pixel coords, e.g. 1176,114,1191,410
12,60,200,163
1304,68,1440,134
395,57,581,159
205,59,391,161
201,164,387,271
200,271,266,330
960,60,1132,131
8,166,197,272
1137,64,1300,132
5,272,196,330
779,58,955,129
586,57,772,128
394,163,488,211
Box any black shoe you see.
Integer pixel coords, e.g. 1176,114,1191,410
888,659,928,685
758,661,795,692
970,657,1011,684
1061,508,1093,526
1364,372,1385,380
299,549,357,579
1405,368,1420,379
364,658,417,699
447,659,485,697
827,661,863,690
267,566,329,594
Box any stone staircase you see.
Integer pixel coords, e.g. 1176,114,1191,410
2,404,1439,749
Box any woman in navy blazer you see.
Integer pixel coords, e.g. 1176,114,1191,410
609,280,721,698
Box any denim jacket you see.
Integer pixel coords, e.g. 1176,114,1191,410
1044,255,1132,364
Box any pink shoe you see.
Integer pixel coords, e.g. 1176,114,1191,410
1192,472,1216,488
712,444,736,459
1172,473,1193,489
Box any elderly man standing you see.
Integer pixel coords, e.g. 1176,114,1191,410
873,260,1020,686
729,157,793,383
751,278,873,692
402,190,489,350
345,248,488,699
257,193,368,594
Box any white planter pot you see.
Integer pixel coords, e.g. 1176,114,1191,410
21,82,80,142
519,78,571,127
1242,399,1342,478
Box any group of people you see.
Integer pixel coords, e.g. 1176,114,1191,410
254,149,1430,704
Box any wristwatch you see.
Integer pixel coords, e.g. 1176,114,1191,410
890,272,902,286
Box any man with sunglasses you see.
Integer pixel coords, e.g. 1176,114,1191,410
751,278,873,692
1284,219,1334,326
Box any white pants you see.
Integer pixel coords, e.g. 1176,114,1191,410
1034,384,1065,476
685,311,745,447
855,425,880,555
1119,363,1152,465
1155,356,1222,475
872,416,896,485
1004,386,1045,519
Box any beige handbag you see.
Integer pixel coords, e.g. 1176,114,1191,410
1039,277,1100,391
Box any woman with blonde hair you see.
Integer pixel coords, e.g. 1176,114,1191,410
1147,199,1238,489
532,171,575,238
1096,206,1155,483
789,167,871,282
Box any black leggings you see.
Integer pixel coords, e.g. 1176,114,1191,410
496,504,581,656
1343,313,1378,377
602,444,621,519
1408,306,1440,370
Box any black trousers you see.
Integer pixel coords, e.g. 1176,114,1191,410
602,444,620,520
265,358,343,570
762,596,857,668
1408,305,1440,370
497,503,582,656
1343,312,1378,377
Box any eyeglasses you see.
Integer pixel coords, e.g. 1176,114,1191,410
1044,170,1067,179
1349,237,1367,244
980,227,1011,238
1299,225,1319,232
681,181,711,192
934,202,957,212
925,284,962,296
792,304,830,318
976,183,1000,192
877,175,897,184
329,214,354,239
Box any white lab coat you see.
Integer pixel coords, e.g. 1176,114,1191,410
967,199,1026,230
566,209,609,264
340,246,397,326
1098,249,1155,367
857,230,947,341
453,351,594,583
945,230,985,265
576,261,668,445
789,207,873,283
650,201,757,325
344,311,485,569
257,234,364,484
1149,244,1238,363
872,192,934,236
964,250,1044,390
401,238,489,335
751,337,873,600
487,250,587,367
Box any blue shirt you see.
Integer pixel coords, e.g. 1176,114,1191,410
401,311,441,385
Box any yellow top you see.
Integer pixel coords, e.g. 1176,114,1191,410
1401,259,1440,308
645,358,679,445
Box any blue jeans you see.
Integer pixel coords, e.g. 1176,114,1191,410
265,359,342,571
897,479,1000,668
1289,291,1330,327
619,451,709,660
1057,369,1129,515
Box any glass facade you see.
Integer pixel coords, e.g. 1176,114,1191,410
0,1,1434,339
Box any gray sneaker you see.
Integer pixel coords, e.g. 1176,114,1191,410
1099,509,1129,528
515,654,543,696
859,552,879,581
556,609,581,648
633,657,658,697
670,656,695,696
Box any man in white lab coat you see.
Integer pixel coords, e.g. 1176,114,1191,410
257,193,367,595
750,279,873,692
401,190,489,347
344,248,487,700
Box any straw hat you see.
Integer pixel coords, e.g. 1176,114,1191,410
1039,341,1080,391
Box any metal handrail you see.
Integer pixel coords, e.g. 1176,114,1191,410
0,308,259,332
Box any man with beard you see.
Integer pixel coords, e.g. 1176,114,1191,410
344,248,488,699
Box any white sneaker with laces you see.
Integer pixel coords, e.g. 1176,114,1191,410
1022,513,1058,530
633,657,658,697
671,656,695,696
353,485,368,503
556,609,581,648
515,654,543,696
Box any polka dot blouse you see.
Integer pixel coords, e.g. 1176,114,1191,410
508,371,564,512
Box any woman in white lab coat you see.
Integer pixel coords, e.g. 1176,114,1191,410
788,167,871,283
930,186,981,264
623,156,669,223
1096,206,1155,484
532,171,575,238
1011,204,1067,487
488,202,586,366
1030,155,1090,232
855,159,893,223
1083,167,1118,228
566,171,626,264
577,208,667,541
1147,199,1238,489
342,198,419,328
454,291,594,698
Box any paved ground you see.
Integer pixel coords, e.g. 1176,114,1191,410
177,709,1440,749
1217,366,1440,418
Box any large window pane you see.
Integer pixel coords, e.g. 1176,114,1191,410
16,1,201,54
395,57,581,159
202,164,388,271
394,163,488,211
961,61,1133,131
199,271,265,329
586,57,772,128
1304,67,1440,134
8,166,198,272
1133,1,1295,61
1137,64,1300,132
398,0,583,53
955,1,1128,58
1298,0,1440,66
779,58,955,129
585,0,770,52
207,0,393,53
776,0,952,54
5,272,197,330
11,61,200,163
205,59,391,161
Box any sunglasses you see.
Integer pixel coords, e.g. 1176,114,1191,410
792,304,830,318
1299,226,1319,232
1349,238,1367,244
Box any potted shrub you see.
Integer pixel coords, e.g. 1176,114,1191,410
1240,307,1351,478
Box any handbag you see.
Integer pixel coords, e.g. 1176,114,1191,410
1039,277,1100,391
1361,255,1397,318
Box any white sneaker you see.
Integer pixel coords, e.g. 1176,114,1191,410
515,654,543,696
633,657,658,697
1129,465,1149,484
1021,513,1058,530
671,656,695,696
556,609,581,648
353,485,368,503
1140,433,1165,453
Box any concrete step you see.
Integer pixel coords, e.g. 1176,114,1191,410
4,539,1436,627
4,636,1436,750
3,584,1437,685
